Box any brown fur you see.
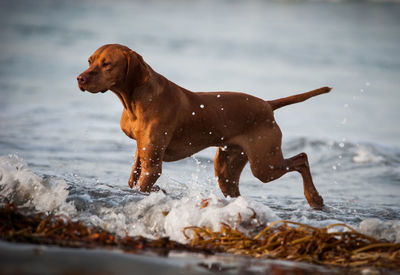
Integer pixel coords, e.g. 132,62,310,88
77,44,330,209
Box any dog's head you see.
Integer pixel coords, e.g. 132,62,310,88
77,44,149,93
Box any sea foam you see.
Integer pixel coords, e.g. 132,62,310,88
352,146,383,163
0,154,76,215
1,154,399,244
85,191,279,243
359,218,400,243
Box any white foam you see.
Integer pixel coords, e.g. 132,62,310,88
0,155,76,215
2,155,399,245
83,191,279,243
358,218,400,243
352,146,383,163
164,194,279,242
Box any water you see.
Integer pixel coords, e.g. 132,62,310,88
1,0,400,245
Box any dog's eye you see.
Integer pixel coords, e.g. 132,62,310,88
102,62,110,67
88,59,92,65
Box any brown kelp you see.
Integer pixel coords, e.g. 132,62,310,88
184,220,400,271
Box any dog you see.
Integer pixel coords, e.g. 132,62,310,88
77,44,330,209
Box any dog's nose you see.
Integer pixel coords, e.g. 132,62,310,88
77,74,86,84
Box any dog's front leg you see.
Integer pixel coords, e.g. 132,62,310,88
128,150,141,188
136,146,163,193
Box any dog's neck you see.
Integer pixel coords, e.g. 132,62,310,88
111,70,163,117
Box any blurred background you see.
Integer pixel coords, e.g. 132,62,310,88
1,0,399,144
0,0,400,237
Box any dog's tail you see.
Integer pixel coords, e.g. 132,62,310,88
268,87,332,111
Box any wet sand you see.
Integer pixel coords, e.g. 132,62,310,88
0,241,339,275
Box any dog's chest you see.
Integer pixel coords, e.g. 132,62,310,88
120,110,137,139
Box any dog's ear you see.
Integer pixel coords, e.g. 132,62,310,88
125,50,150,88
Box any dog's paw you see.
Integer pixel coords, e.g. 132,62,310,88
308,194,324,210
128,171,140,189
128,178,136,189
151,185,161,192
138,184,166,194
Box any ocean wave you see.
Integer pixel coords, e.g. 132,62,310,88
1,154,399,244
89,192,280,243
359,218,400,243
0,154,76,215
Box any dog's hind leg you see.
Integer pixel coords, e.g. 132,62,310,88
248,151,324,209
283,153,324,209
214,145,248,197
241,127,324,209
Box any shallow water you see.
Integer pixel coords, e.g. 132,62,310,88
1,0,400,244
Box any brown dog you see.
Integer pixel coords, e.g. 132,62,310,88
77,44,330,209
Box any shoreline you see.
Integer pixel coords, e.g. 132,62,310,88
0,241,341,275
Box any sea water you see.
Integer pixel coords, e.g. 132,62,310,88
0,0,400,245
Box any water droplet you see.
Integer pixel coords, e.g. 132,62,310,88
157,173,161,176
332,165,337,170
360,88,364,93
269,165,274,169
286,166,290,171
192,112,196,115
241,152,244,155
225,179,229,182
209,131,212,135
142,147,146,151
221,107,224,111
217,94,221,98
221,137,224,140
200,104,204,108
339,142,345,148
164,131,168,135
145,172,150,176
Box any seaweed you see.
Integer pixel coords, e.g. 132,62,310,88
184,220,400,271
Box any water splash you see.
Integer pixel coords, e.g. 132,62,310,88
0,155,76,215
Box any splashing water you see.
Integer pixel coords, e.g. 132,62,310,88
0,155,76,216
1,152,399,243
